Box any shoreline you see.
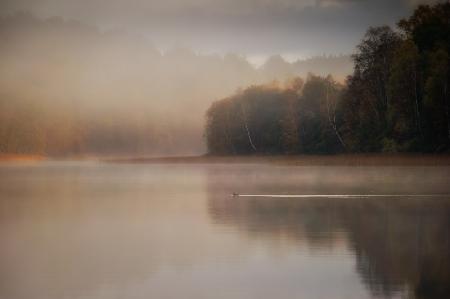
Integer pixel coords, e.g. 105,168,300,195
2,153,450,166
0,154,47,162
105,154,450,166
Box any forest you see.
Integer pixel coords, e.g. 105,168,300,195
205,2,450,155
0,11,350,157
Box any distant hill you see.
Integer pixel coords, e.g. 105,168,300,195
0,12,353,156
261,55,352,82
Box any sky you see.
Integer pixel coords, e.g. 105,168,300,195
0,0,440,62
0,0,443,155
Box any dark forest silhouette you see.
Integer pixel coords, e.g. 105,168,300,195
206,3,450,154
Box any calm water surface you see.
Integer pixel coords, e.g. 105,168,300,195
0,161,449,299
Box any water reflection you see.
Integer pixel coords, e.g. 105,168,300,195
0,162,449,299
207,165,450,299
0,163,215,299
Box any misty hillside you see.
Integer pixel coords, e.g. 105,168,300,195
0,12,352,156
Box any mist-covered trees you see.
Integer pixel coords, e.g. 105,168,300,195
206,2,450,155
206,75,345,155
205,84,294,155
0,12,355,157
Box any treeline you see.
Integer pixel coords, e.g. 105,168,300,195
205,76,344,154
0,12,353,157
205,2,450,155
261,54,352,82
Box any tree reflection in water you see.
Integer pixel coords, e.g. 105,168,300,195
207,166,450,299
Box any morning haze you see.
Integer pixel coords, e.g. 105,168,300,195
0,0,437,56
0,0,440,156
1,1,450,299
0,11,352,156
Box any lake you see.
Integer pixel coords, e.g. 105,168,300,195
0,161,449,299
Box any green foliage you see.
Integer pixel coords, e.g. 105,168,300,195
338,2,450,153
382,138,399,153
206,2,450,155
397,2,450,53
422,48,449,151
298,75,344,154
205,76,345,155
386,40,421,150
206,84,292,155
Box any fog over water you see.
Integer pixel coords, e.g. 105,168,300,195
0,1,449,299
0,162,449,299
